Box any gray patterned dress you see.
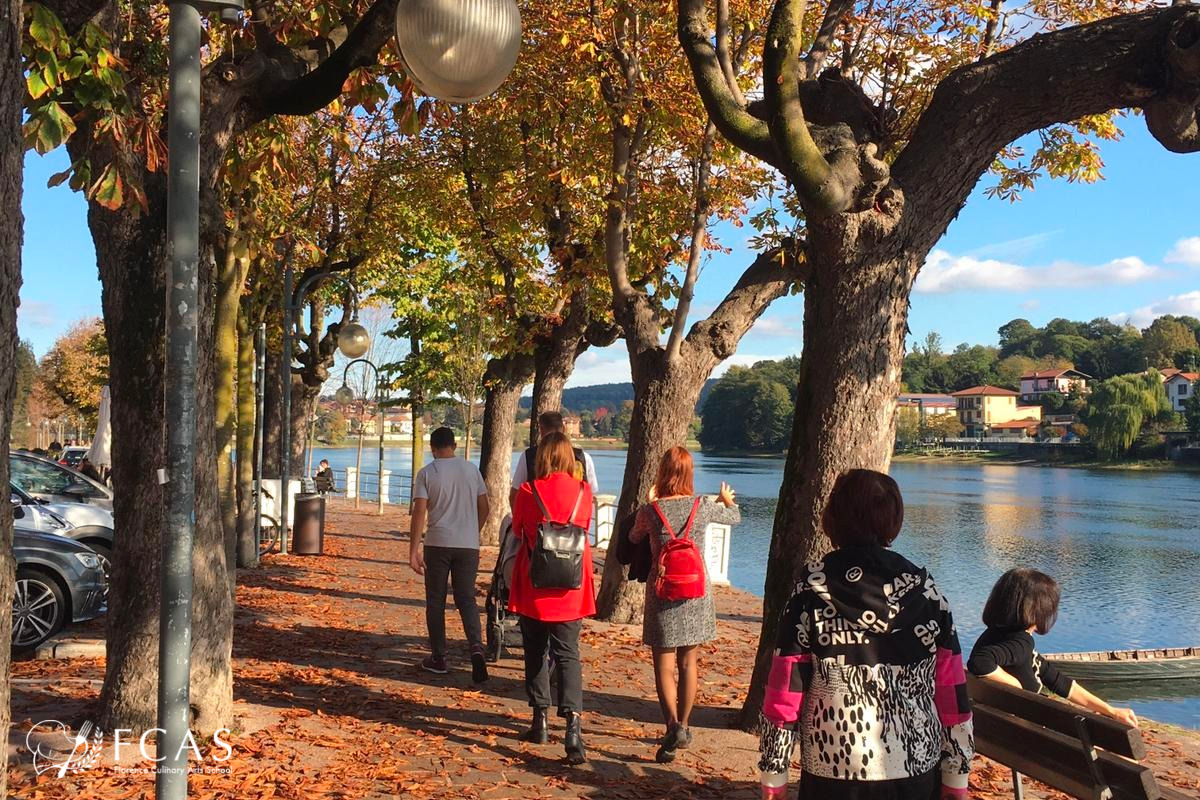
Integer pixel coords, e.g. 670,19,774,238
629,496,741,649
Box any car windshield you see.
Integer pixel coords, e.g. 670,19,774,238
11,457,80,495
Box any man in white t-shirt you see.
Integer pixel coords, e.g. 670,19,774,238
509,410,599,506
409,427,490,683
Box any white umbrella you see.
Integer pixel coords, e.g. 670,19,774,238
87,385,112,469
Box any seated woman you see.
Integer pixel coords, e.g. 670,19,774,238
508,431,595,765
628,446,739,764
967,568,1138,727
758,469,973,800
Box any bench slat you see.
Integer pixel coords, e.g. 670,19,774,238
968,674,1146,760
973,703,1160,800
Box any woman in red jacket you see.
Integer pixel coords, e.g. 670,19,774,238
508,431,595,765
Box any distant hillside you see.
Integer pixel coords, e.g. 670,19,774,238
521,379,718,414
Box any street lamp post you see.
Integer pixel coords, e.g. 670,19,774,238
279,268,369,554
336,359,386,514
159,1,242,798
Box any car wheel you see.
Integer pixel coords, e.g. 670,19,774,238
13,569,66,651
82,541,112,597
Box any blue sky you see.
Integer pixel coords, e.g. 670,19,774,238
18,121,1200,387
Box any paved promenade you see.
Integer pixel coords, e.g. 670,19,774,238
9,502,1200,798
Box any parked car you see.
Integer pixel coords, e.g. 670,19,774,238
11,528,107,652
10,451,112,510
58,446,89,468
11,483,114,577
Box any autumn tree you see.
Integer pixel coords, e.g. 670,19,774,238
24,0,427,732
676,0,1200,723
0,0,22,787
37,317,109,424
1142,316,1200,369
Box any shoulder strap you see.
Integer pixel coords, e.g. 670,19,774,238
679,497,703,540
567,481,586,526
651,502,676,537
528,480,554,522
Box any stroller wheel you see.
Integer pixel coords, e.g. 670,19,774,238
486,624,502,663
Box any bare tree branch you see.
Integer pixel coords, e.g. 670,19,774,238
715,0,747,105
666,123,716,364
805,0,853,79
895,5,1200,253
678,0,777,166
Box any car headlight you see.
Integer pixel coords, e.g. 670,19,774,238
73,552,102,570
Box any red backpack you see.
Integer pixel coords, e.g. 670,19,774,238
652,498,706,602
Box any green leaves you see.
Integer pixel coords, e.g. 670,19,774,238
88,164,124,211
23,101,76,154
28,3,70,57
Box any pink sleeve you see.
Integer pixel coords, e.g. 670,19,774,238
935,646,971,726
762,652,812,727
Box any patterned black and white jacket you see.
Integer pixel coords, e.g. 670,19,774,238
758,546,974,794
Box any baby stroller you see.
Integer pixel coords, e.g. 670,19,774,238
485,515,524,663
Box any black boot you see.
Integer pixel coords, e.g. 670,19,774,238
519,707,549,744
564,711,586,765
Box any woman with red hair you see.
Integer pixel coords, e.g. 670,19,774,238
628,446,739,763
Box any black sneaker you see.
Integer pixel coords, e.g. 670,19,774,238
673,725,692,749
471,651,489,684
655,725,679,763
421,655,448,674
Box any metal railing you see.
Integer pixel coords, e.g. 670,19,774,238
340,467,413,505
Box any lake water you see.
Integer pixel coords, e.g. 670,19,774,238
311,445,1200,728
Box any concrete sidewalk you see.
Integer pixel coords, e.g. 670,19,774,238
9,501,1200,799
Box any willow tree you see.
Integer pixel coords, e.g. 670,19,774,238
1087,372,1172,459
676,0,1200,722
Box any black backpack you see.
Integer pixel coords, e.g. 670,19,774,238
527,480,588,590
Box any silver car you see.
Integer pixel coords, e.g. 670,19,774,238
11,484,114,579
10,451,112,510
12,529,107,651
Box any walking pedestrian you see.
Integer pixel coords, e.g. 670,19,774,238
510,411,598,507
758,469,973,800
508,431,595,765
408,427,491,683
628,446,739,763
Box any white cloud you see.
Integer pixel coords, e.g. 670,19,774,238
966,231,1058,261
1019,299,1041,311
564,346,631,388
1110,291,1200,329
750,314,802,339
17,299,55,329
915,250,1165,294
1165,237,1200,267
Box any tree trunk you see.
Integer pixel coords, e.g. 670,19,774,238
261,311,284,478
291,378,318,478
214,231,247,588
594,349,710,623
0,0,24,787
479,355,534,545
87,182,169,732
235,308,259,568
739,244,916,727
529,311,589,442
190,248,235,731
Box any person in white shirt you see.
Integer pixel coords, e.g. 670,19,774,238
409,427,491,683
510,411,599,507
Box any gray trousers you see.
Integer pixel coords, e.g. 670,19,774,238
423,546,483,656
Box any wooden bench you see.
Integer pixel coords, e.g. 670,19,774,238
968,675,1191,800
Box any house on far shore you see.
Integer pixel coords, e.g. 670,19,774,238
897,393,956,416
1019,368,1092,402
1164,371,1199,413
952,385,1043,438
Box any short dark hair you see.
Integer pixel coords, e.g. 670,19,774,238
822,469,904,548
982,568,1060,635
430,427,456,450
538,411,565,435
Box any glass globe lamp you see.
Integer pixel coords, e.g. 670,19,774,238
394,0,522,103
335,384,356,406
337,321,371,359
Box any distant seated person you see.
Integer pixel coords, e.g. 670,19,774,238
967,568,1138,727
510,411,598,506
313,459,337,494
